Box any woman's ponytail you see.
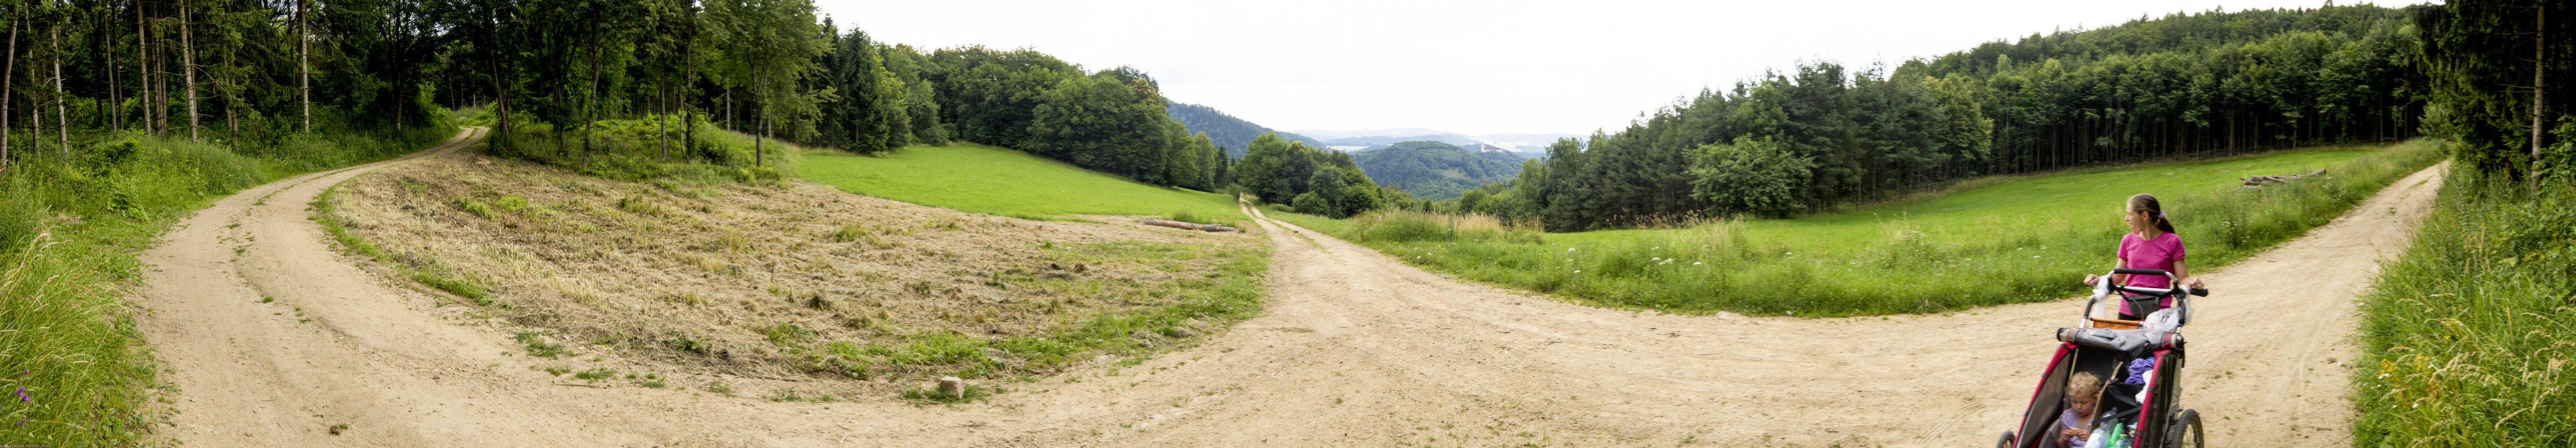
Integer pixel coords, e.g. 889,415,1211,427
2130,194,2176,234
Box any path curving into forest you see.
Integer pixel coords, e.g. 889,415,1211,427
132,125,2446,447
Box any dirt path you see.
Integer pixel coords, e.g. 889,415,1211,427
134,128,2447,447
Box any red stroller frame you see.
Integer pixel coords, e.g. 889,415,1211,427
1994,269,2207,448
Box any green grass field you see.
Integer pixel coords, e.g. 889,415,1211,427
801,144,1243,225
1283,139,2446,316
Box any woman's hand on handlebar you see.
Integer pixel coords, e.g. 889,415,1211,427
2185,276,2206,290
2083,274,2103,287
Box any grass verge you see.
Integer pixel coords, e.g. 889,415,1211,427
1291,139,2443,316
0,118,454,444
2350,167,2575,446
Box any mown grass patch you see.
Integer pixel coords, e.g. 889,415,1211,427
2351,168,2575,446
799,143,1241,223
313,185,506,309
322,148,1271,400
0,120,454,444
1288,139,2443,316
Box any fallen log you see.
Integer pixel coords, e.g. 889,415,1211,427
2239,169,2326,190
1139,219,1241,232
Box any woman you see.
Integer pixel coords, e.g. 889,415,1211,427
2082,193,2206,319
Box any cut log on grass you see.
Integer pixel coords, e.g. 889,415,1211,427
2238,169,2327,190
1139,219,1241,232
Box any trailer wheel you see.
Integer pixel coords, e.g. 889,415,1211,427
1994,431,2015,448
2164,409,2204,448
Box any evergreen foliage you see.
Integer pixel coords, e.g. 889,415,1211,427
1480,4,2425,231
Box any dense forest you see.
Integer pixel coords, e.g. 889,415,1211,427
1350,141,1522,200
0,0,1273,195
1463,4,2431,231
1164,100,1322,156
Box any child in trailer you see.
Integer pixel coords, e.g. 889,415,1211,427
2082,193,2207,320
2057,372,2103,448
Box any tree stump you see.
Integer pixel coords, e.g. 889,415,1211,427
938,376,966,398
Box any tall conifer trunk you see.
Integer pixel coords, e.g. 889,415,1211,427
5,17,17,169
754,67,765,167
53,19,67,157
2532,8,2546,188
299,0,310,132
582,34,603,169
182,2,198,142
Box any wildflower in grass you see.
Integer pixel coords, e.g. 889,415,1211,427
1693,262,1702,265
1573,270,1581,273
14,387,26,402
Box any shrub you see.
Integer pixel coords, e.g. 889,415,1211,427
1291,192,1330,216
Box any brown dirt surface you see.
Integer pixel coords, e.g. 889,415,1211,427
132,125,2448,447
317,145,1262,383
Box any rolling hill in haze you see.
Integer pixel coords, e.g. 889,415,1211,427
1166,100,1325,156
1350,141,1525,200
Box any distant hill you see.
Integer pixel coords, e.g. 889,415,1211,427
1165,100,1323,156
1350,141,1525,200
1319,134,1481,149
1292,128,1450,140
1294,128,1578,158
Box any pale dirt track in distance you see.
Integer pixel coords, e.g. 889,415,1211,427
133,127,2446,447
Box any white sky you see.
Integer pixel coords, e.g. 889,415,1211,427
817,0,2360,136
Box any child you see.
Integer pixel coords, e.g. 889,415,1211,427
2058,372,2103,447
2083,194,2206,319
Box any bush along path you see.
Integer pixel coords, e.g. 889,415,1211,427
127,120,2446,446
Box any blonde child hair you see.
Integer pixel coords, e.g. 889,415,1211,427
2068,371,2104,398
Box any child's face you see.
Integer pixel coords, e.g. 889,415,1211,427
2069,393,2098,416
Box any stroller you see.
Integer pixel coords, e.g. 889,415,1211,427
1993,268,2209,448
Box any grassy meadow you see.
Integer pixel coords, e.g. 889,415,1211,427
2350,168,2575,446
0,116,457,444
1279,139,2445,316
801,143,1245,226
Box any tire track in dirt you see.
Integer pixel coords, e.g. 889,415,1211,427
132,128,2445,447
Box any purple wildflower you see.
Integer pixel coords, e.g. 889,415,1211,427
14,387,26,402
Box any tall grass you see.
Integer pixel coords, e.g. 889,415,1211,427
1299,140,2444,316
2350,169,2575,447
0,118,453,445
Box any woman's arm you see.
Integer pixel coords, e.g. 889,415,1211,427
2085,257,2129,286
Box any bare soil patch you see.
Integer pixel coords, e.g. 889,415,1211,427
321,150,1266,385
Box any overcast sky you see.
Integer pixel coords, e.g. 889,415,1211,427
816,0,2361,136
